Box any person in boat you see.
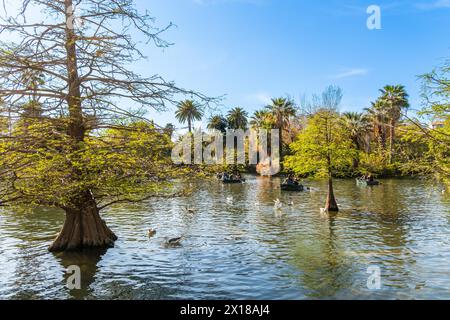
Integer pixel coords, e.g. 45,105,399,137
368,174,374,182
283,175,296,186
222,172,230,181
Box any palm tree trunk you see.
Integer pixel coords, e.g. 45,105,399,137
353,138,360,169
279,127,283,169
389,119,395,164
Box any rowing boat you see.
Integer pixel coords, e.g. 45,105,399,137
222,179,245,184
356,178,380,186
281,184,305,192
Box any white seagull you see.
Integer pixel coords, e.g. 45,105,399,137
273,199,283,211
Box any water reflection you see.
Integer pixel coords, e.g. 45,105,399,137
54,248,108,300
0,178,449,300
291,214,355,298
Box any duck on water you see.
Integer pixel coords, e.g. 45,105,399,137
165,236,183,247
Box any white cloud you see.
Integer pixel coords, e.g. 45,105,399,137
330,68,369,79
244,92,272,105
416,0,450,10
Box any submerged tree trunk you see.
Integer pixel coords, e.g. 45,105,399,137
49,193,117,252
325,178,339,212
48,0,117,252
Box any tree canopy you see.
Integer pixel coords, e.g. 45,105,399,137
285,110,356,178
0,0,211,251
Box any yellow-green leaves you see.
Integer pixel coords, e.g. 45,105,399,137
0,119,190,210
285,111,356,178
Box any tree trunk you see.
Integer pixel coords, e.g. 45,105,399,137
352,157,360,170
50,1,117,252
49,193,117,252
65,0,84,142
389,120,395,164
352,138,360,169
279,127,283,169
377,124,386,150
325,178,339,212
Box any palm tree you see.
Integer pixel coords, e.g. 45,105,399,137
266,98,296,130
365,99,389,152
207,115,228,133
164,123,175,138
343,112,371,168
175,100,203,133
265,97,296,162
343,112,371,150
227,107,248,130
379,85,409,163
250,110,273,129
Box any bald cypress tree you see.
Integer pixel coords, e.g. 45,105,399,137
0,0,211,251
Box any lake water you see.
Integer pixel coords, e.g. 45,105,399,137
0,177,449,300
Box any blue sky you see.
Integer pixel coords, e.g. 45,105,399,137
2,0,449,129
135,0,450,129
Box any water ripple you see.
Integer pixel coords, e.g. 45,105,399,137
0,178,449,300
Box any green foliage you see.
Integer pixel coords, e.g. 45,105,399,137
430,121,450,186
250,110,275,130
175,100,204,133
358,152,388,175
419,60,450,186
207,115,228,133
265,98,296,130
226,107,248,130
285,110,356,178
0,115,8,134
0,119,190,210
0,0,214,220
379,85,410,120
342,112,370,150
